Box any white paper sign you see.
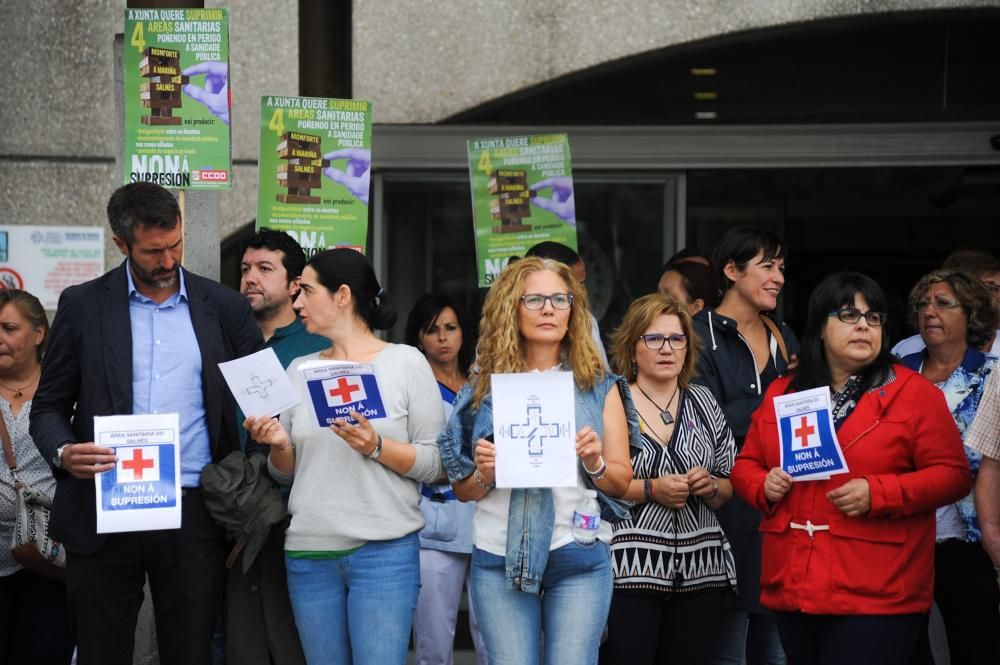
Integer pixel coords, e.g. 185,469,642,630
0,225,105,309
94,413,182,533
774,386,849,481
492,371,577,488
219,348,300,418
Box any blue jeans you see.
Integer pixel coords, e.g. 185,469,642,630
284,533,420,665
471,541,613,665
712,610,787,665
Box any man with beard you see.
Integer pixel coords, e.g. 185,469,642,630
240,228,329,367
30,182,262,665
226,228,327,665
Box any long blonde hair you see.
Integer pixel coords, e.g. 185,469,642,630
472,257,604,408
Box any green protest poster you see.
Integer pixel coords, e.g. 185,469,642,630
467,133,578,287
256,96,373,256
123,8,231,189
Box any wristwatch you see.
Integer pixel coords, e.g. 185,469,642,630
367,434,383,460
53,442,73,469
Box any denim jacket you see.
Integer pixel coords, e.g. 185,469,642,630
438,371,642,594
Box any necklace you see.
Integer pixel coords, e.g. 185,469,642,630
0,370,40,399
635,381,679,425
636,410,669,446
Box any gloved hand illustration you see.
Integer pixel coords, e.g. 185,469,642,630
530,176,576,226
323,148,372,205
182,61,230,125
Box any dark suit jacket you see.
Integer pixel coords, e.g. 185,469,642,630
29,262,263,554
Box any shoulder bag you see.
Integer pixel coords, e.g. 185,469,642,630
0,411,66,581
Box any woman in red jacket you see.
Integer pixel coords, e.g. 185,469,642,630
731,271,971,665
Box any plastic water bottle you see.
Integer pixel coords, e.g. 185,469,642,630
572,489,601,544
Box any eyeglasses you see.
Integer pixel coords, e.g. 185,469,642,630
639,333,689,351
828,308,887,326
520,293,574,310
913,297,962,313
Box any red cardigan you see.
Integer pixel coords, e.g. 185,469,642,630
730,366,971,615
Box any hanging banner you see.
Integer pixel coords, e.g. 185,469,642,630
123,8,232,189
0,226,105,309
466,133,578,287
256,96,373,257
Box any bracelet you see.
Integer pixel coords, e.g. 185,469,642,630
367,434,383,460
643,478,653,502
473,468,495,491
708,476,719,499
274,441,294,454
584,456,607,481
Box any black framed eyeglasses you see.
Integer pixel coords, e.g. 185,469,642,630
520,293,574,310
828,308,887,326
639,333,689,351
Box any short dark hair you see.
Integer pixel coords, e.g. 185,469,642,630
244,228,308,282
908,269,998,349
525,241,580,266
404,293,473,373
789,271,896,394
665,247,708,267
711,227,785,291
106,182,181,246
307,249,396,330
659,261,721,309
0,289,48,362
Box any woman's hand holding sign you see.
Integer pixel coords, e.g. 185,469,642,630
764,467,794,504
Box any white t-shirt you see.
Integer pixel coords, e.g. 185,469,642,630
473,472,614,555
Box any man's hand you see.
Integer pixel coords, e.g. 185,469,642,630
61,443,116,480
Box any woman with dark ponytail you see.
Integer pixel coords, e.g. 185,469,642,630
245,248,446,664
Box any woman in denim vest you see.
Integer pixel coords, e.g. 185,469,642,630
439,256,637,665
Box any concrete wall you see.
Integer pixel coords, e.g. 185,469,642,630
1,0,995,267
354,0,996,122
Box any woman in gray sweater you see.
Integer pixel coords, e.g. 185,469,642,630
245,248,445,665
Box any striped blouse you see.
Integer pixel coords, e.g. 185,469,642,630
610,383,738,594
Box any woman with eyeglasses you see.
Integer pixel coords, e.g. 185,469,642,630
899,269,1000,665
438,256,636,665
599,293,736,665
730,271,971,665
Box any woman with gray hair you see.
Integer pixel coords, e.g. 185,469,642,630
900,268,1000,665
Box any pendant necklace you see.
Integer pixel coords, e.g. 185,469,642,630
636,381,679,425
0,370,40,399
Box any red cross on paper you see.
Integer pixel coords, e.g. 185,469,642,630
122,448,155,480
328,376,362,403
794,416,816,448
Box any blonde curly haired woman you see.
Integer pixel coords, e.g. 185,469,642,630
439,256,638,665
